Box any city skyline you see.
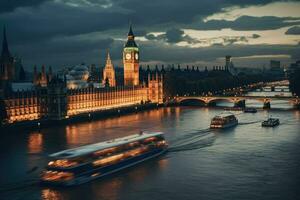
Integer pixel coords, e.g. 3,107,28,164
0,0,300,70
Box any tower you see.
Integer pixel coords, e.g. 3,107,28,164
103,51,116,87
46,76,67,120
148,72,163,104
123,24,139,86
0,26,15,81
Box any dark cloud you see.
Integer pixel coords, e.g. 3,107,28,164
133,30,147,37
138,41,300,65
252,34,261,39
224,36,248,45
193,16,300,31
117,0,279,25
145,28,186,43
13,36,114,69
145,28,198,44
0,0,50,13
165,29,184,43
285,26,300,35
0,0,299,68
0,2,129,45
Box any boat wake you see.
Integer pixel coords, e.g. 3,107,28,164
238,120,262,125
168,129,215,152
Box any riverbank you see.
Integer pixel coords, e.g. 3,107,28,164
0,103,162,131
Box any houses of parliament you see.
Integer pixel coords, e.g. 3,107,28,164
0,25,163,124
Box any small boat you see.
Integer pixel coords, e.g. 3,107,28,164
210,113,238,129
244,108,257,113
40,131,168,186
262,117,280,127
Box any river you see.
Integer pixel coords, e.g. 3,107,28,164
0,87,299,200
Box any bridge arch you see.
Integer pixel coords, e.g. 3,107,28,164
207,98,237,107
178,98,207,106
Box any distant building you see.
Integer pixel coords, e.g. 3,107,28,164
102,52,116,87
225,55,238,75
287,60,300,77
269,60,284,78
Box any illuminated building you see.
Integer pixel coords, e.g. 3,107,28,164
3,90,40,123
1,23,164,124
102,52,116,87
123,24,139,86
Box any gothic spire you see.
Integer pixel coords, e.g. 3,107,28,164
105,50,114,70
128,23,134,37
106,51,112,66
125,23,137,47
107,51,111,61
1,25,11,59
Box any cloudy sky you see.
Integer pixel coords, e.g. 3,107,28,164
1,0,300,71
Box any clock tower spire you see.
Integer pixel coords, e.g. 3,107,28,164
123,23,139,86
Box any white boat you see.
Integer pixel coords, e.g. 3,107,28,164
40,131,168,186
210,113,238,129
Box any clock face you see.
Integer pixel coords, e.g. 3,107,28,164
125,53,131,60
135,53,139,60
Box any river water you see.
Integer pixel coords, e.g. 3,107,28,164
0,87,300,200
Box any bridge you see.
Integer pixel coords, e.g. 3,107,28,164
175,95,300,109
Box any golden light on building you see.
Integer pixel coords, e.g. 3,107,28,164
2,23,164,123
123,24,139,86
103,51,116,87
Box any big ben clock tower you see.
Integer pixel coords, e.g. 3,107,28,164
123,24,139,86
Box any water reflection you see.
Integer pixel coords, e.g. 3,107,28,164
158,157,169,170
92,178,123,200
28,133,43,154
294,111,300,120
41,189,64,200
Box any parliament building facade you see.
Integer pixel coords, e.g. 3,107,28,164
0,25,163,124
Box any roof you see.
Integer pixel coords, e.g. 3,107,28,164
128,24,134,37
50,131,164,159
11,82,34,92
124,24,138,48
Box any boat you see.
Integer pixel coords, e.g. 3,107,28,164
244,108,257,113
262,117,280,127
40,131,168,186
210,113,238,129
